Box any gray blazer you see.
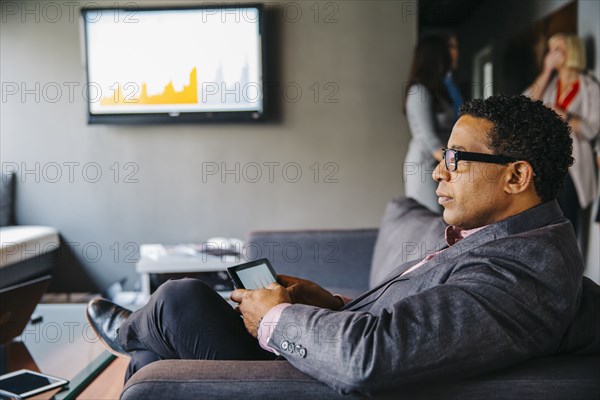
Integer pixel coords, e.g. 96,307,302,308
268,201,584,395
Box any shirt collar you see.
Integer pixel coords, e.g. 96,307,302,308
445,225,487,246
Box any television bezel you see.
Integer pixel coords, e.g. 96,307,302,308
80,3,268,124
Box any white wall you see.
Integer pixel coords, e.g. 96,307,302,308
0,0,417,290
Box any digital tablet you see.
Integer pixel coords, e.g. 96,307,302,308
227,258,278,290
0,369,68,399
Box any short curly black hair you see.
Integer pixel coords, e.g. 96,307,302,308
460,94,573,202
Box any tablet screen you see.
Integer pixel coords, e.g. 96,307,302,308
0,371,66,396
227,259,277,290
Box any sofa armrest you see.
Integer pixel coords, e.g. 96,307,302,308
246,229,378,294
121,356,600,400
121,360,359,400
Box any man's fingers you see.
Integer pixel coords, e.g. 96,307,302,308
267,282,280,290
285,284,301,303
230,289,248,303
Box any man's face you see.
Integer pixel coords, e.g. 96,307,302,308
433,115,511,229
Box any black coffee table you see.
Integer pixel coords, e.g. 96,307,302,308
4,303,114,399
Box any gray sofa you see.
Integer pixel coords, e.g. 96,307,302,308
121,198,600,399
0,172,59,289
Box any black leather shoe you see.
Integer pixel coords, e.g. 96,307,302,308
86,298,132,357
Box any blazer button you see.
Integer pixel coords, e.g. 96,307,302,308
281,341,289,351
298,347,307,358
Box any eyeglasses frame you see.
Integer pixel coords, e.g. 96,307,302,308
441,148,519,172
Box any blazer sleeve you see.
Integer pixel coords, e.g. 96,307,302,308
406,84,443,155
577,75,600,141
267,238,581,396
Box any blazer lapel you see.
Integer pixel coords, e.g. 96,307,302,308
345,234,447,310
343,259,427,310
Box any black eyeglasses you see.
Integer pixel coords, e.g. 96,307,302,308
442,148,518,172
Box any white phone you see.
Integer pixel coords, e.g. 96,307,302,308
0,369,68,399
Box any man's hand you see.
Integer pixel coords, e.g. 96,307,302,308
278,275,344,310
230,283,291,338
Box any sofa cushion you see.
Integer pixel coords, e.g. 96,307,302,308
0,172,16,226
369,197,446,288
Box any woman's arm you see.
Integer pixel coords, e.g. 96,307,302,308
525,70,553,101
406,85,443,161
524,50,562,100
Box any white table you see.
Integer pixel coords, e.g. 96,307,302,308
136,244,242,299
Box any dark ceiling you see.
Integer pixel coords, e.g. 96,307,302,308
419,0,487,29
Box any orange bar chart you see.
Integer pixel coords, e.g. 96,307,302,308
101,67,198,106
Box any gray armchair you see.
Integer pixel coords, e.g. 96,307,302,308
121,198,600,399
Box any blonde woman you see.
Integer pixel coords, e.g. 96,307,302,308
526,33,600,234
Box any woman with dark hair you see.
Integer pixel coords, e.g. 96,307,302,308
403,34,455,213
442,31,464,118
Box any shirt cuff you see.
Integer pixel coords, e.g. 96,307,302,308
258,303,292,353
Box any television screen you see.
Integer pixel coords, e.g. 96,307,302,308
81,5,266,124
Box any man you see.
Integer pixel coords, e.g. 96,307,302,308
87,95,582,396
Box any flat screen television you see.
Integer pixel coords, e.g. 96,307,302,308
81,4,266,124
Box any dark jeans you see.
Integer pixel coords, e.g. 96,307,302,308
117,278,276,382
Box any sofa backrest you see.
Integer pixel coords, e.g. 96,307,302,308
369,197,447,289
246,229,377,296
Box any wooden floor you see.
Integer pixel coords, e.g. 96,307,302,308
77,358,129,399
